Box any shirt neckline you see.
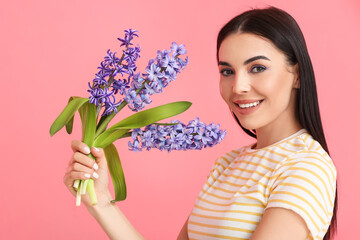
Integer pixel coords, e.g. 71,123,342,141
244,128,308,153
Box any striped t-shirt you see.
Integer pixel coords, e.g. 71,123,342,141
188,128,337,240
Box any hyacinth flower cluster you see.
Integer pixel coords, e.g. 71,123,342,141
50,29,225,207
129,118,226,152
88,29,189,115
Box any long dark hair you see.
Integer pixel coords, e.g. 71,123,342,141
216,6,337,240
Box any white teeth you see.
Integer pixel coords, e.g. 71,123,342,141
238,100,262,109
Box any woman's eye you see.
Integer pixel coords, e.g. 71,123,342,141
220,69,234,76
250,65,267,73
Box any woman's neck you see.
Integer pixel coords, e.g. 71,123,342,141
253,121,303,150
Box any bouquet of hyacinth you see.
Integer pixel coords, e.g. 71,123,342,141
50,29,226,206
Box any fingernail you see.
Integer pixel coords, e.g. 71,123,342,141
93,147,100,152
93,162,99,170
84,146,90,154
92,172,99,179
84,173,91,179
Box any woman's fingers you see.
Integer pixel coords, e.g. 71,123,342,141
90,147,107,167
71,139,91,155
73,163,99,178
72,151,99,170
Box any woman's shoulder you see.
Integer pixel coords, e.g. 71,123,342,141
277,131,337,183
290,131,335,171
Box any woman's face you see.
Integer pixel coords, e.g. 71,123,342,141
218,33,299,132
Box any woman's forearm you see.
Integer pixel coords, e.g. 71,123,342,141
87,194,145,240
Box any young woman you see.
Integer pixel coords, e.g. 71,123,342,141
64,6,337,240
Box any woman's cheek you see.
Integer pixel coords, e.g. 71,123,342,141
219,79,230,102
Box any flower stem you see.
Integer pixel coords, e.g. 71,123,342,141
95,101,128,138
76,185,81,206
87,179,98,205
95,85,144,138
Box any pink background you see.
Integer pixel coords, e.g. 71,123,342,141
1,0,359,239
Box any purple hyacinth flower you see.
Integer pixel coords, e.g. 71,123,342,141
104,49,120,67
177,56,189,70
128,139,142,151
171,42,187,56
113,78,130,95
128,118,226,152
145,63,164,82
131,72,145,89
103,97,122,115
118,29,139,47
88,84,114,106
93,70,110,86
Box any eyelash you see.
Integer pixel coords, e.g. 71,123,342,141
220,69,234,76
250,65,267,73
220,65,268,76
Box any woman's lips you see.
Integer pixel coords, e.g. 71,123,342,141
234,99,264,115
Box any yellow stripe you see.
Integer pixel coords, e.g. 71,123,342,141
232,159,274,172
285,167,332,203
197,195,264,208
208,176,268,191
246,152,282,164
217,161,227,171
277,144,299,154
287,141,307,148
190,212,258,225
271,190,326,225
220,156,231,165
209,173,216,182
267,198,320,231
200,188,267,203
205,180,269,199
295,150,336,180
303,133,310,142
281,159,335,193
271,174,334,208
231,149,241,154
214,167,221,176
189,220,254,233
264,148,290,158
276,183,331,216
193,204,263,216
227,166,270,178
309,139,316,149
188,229,249,240
226,152,237,160
205,182,237,194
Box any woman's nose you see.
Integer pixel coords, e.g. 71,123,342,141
232,73,251,93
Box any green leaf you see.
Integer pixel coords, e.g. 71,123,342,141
104,143,127,202
49,97,89,136
111,101,192,129
94,101,191,147
94,129,129,149
78,101,97,148
65,96,80,134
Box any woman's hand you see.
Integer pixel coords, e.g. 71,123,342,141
63,139,112,208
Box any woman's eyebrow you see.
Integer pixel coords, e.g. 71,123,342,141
218,61,231,67
244,55,271,65
218,55,270,67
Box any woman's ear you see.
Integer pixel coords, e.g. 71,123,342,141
293,63,300,89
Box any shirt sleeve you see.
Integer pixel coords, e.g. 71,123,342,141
265,157,337,239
